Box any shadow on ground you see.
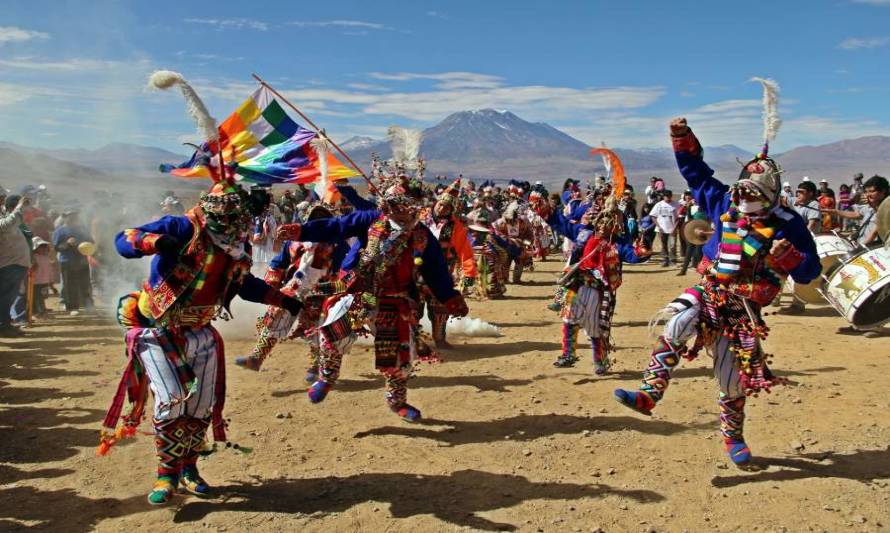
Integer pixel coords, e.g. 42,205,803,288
272,373,539,398
354,413,711,446
174,469,664,531
712,448,890,488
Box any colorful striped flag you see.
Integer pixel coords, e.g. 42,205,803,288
161,85,359,187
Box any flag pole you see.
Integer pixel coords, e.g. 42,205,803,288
251,73,377,193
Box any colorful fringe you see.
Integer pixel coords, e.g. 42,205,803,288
373,298,413,370
592,337,609,369
561,322,580,360
697,283,783,395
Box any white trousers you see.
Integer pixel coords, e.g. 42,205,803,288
565,285,604,339
137,327,219,421
662,298,744,398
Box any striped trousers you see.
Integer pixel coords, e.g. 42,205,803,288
136,327,219,422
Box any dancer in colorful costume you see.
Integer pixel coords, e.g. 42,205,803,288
528,190,553,260
614,79,820,467
420,180,477,348
492,201,534,284
97,70,303,505
276,174,469,422
551,197,651,374
467,210,511,299
236,204,346,380
100,171,302,505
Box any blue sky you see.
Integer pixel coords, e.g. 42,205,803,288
1,0,889,154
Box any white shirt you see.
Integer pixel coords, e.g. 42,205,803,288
651,200,680,233
794,200,822,233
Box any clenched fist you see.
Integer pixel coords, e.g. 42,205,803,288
670,117,689,137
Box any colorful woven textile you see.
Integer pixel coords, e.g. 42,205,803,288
162,86,358,186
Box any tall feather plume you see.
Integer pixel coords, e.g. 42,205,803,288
387,126,423,166
148,70,219,142
310,133,332,200
750,77,781,143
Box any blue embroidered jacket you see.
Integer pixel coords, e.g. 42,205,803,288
115,213,282,318
675,146,820,285
298,210,459,303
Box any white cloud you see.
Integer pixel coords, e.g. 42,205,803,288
850,0,890,4
185,18,269,31
0,57,127,71
0,83,32,105
347,83,391,91
289,20,390,30
838,36,890,49
0,26,49,44
0,82,66,106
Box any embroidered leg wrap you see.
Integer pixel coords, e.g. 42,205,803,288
309,331,348,403
384,371,408,408
154,417,187,478
554,322,580,367
384,369,421,422
592,337,610,375
317,333,344,384
718,395,751,465
639,335,682,402
249,327,278,367
179,418,211,496
306,343,321,382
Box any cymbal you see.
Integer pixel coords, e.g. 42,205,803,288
468,224,491,233
877,196,890,243
683,219,711,245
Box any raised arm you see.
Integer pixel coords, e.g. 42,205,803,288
336,185,377,211
670,118,730,221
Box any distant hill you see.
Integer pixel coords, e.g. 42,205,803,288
4,111,888,195
0,142,201,198
337,109,755,189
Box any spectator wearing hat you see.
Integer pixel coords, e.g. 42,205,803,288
0,191,32,336
52,208,94,315
851,173,865,204
644,176,663,206
780,182,794,207
159,196,185,216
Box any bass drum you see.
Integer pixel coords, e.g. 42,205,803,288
821,245,890,329
792,233,856,304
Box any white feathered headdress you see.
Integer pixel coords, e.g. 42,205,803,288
749,77,781,156
148,70,219,142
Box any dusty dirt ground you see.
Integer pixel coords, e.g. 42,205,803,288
2,257,890,532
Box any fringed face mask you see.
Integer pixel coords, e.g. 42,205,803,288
200,188,251,241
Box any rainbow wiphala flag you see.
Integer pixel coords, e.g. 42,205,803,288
162,85,359,186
